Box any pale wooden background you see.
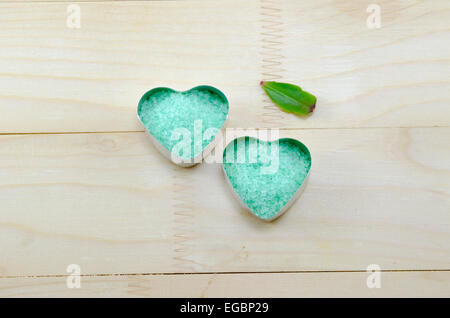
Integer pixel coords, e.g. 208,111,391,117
0,0,449,297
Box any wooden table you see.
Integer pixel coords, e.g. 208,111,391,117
0,0,449,297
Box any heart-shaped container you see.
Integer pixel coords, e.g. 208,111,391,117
222,136,311,221
138,86,229,167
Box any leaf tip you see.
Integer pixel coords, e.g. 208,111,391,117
260,81,265,86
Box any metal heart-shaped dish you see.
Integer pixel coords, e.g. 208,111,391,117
138,86,229,167
222,136,311,221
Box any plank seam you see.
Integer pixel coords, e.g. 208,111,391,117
0,126,448,136
1,269,450,280
171,169,197,271
260,0,286,126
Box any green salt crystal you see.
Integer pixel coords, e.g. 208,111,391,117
138,86,229,160
223,137,311,220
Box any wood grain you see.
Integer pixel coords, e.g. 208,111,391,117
1,271,449,297
0,128,448,277
0,0,449,132
0,0,449,297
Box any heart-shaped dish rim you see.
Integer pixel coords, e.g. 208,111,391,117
222,136,311,221
137,85,229,167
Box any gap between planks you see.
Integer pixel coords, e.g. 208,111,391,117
1,269,450,280
0,125,448,136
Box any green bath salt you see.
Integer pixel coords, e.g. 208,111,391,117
138,86,229,160
223,137,311,220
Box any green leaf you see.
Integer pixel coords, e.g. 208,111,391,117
260,81,316,115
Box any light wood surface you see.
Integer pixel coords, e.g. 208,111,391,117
1,271,449,297
0,0,449,132
0,128,448,275
0,0,449,297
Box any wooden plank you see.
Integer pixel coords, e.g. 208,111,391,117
1,271,449,297
0,127,448,276
0,0,449,133
1,0,230,1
